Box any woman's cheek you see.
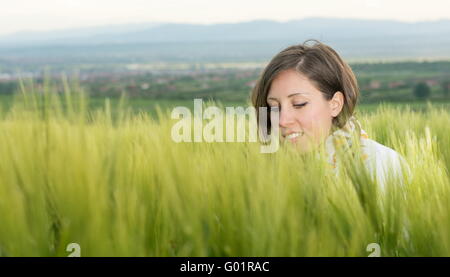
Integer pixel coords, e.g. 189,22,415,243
300,110,319,134
305,110,329,141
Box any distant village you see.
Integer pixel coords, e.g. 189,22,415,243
1,61,449,103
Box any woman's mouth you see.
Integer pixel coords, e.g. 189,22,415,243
283,131,305,143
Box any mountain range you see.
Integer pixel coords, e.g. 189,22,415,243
1,18,449,66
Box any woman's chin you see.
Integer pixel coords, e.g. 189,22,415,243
281,134,321,153
282,137,309,152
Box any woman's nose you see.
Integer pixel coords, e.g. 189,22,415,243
278,107,295,128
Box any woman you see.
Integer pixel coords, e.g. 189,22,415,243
251,40,409,190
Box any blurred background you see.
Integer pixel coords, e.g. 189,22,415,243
1,0,449,112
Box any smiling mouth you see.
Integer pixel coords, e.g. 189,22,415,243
284,131,305,140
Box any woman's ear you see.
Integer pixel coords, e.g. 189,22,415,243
329,91,344,117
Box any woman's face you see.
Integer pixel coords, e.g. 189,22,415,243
266,69,344,152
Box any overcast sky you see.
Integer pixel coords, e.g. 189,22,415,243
1,0,449,35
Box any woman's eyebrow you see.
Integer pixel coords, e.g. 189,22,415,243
267,92,310,100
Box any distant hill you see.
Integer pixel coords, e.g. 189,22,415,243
1,18,450,68
0,22,164,46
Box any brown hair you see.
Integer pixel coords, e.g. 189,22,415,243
251,39,359,133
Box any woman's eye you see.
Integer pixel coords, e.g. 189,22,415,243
293,102,308,108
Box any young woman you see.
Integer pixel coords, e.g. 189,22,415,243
251,40,409,190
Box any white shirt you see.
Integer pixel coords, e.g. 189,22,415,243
325,136,411,192
360,138,411,192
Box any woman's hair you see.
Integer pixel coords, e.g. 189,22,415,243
251,39,359,132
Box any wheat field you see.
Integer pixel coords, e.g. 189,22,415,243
0,81,449,257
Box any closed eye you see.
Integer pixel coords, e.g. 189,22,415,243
293,102,308,108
